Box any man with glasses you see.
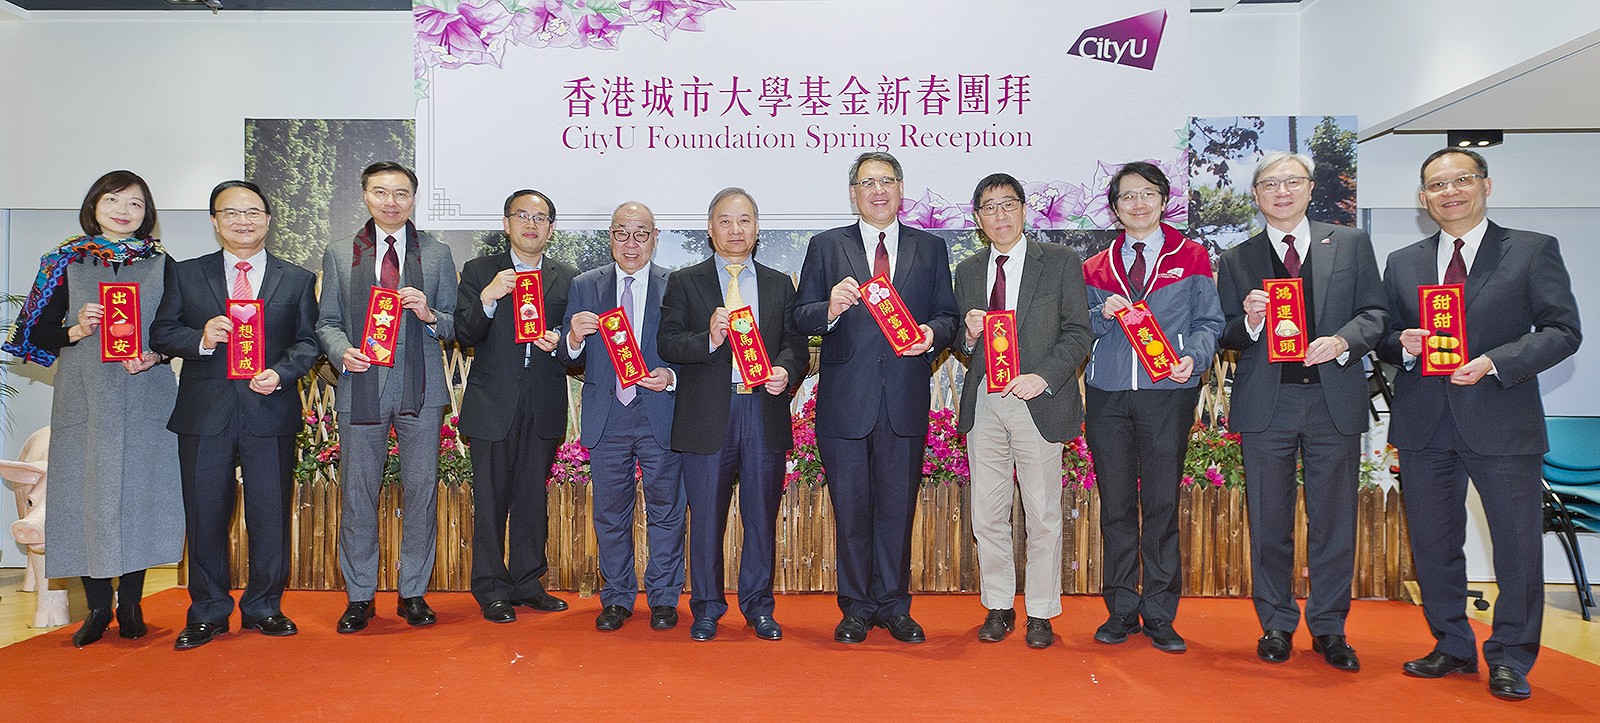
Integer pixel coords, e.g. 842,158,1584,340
563,202,684,632
1082,161,1223,653
952,173,1091,648
151,180,320,649
1379,149,1580,700
453,190,577,623
792,152,959,644
658,188,808,642
315,161,458,633
1216,152,1387,671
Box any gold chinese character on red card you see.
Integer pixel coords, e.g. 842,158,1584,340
598,306,648,387
1418,284,1467,376
99,282,142,362
513,269,545,343
1113,300,1182,383
227,299,265,380
1264,278,1307,363
984,310,1018,393
361,286,401,367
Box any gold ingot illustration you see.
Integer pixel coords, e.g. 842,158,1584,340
1428,351,1462,366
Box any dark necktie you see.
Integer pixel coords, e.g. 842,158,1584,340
1127,241,1147,295
989,255,1009,311
873,231,889,280
380,235,400,289
616,276,637,405
1282,234,1302,277
1443,238,1468,285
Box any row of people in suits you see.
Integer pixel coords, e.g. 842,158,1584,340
24,151,1577,704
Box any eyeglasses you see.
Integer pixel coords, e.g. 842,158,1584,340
1253,176,1310,193
977,198,1022,216
1116,189,1162,206
216,208,267,223
1423,173,1484,194
366,188,413,203
852,177,901,191
507,211,551,225
610,229,654,243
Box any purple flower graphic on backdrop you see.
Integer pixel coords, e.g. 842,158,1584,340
573,9,631,50
899,189,972,230
507,0,578,47
414,0,514,70
1021,180,1090,229
622,0,732,40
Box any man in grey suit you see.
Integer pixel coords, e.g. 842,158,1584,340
1379,148,1580,701
952,173,1092,649
315,162,457,633
1217,152,1387,671
562,202,684,633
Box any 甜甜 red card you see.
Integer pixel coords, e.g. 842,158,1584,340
984,310,1019,393
1264,278,1308,363
513,269,546,343
99,282,142,362
598,306,648,387
361,286,402,367
1418,284,1467,376
226,298,265,380
726,305,773,387
859,274,922,354
1113,300,1182,383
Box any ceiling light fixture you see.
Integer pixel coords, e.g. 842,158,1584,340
1447,130,1503,148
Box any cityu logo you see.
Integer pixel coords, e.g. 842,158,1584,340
1067,9,1166,71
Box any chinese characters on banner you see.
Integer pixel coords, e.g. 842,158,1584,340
362,286,402,368
98,282,142,362
513,270,546,343
859,274,922,355
984,310,1019,393
726,305,773,387
1113,300,1182,383
565,73,1031,119
1264,278,1307,363
598,306,649,387
227,299,265,380
1418,284,1467,376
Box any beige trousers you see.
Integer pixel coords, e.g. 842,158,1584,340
966,386,1064,619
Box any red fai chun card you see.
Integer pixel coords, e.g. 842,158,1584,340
726,305,773,387
859,274,922,354
984,310,1019,393
226,299,265,380
513,269,546,344
99,282,141,362
1418,284,1467,376
1264,278,1308,363
362,286,402,367
598,306,648,387
1113,300,1182,383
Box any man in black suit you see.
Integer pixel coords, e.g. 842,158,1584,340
454,189,577,623
1379,148,1580,701
1217,152,1387,671
791,152,959,644
151,180,320,650
658,188,807,642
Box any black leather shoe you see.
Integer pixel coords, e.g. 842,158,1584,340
1312,634,1360,671
510,591,569,612
595,605,632,631
750,615,783,641
977,608,1016,642
116,604,147,639
1257,629,1293,663
482,601,516,624
1488,665,1531,701
876,614,926,644
1142,619,1186,653
398,596,437,626
834,616,870,644
241,614,299,636
650,606,679,630
689,617,717,641
1402,650,1478,678
1093,614,1140,645
174,620,228,650
1025,617,1054,649
337,601,376,634
73,609,113,647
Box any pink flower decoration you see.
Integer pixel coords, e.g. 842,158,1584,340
414,0,515,70
1022,180,1089,229
900,190,971,230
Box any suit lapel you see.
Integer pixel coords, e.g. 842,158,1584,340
841,225,872,283
1013,239,1043,329
203,251,229,309
1307,222,1336,326
1466,223,1507,310
1241,232,1275,288
258,253,284,305
1417,234,1442,286
600,265,619,309
756,263,785,334
962,246,991,311
893,226,919,288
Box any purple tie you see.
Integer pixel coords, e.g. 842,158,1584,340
380,236,400,289
1282,234,1302,277
989,255,1008,312
873,231,889,280
616,276,637,405
1128,241,1147,295
1443,238,1467,285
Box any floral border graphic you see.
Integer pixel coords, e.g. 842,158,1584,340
899,151,1190,232
415,0,735,99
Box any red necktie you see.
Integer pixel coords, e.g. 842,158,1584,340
988,255,1008,311
1127,241,1147,295
1443,238,1467,285
873,231,889,280
380,236,400,289
231,261,253,299
1282,234,1302,277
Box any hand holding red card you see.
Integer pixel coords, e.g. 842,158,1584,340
859,274,922,354
1113,300,1182,383
726,305,774,387
513,270,546,343
598,306,648,387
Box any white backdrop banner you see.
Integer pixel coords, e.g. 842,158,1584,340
415,0,1188,230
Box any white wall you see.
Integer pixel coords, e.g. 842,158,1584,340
1189,10,1300,117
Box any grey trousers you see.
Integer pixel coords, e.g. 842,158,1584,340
967,387,1064,619
338,399,445,601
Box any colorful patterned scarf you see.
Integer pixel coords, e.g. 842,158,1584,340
3,235,167,366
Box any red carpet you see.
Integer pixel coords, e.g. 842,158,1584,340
4,590,1596,720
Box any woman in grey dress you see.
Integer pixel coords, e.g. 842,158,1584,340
4,170,183,647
